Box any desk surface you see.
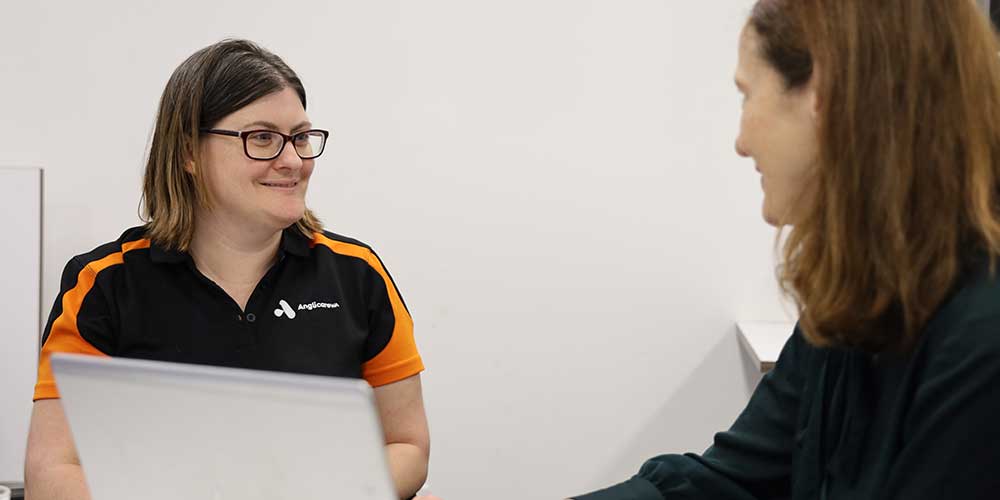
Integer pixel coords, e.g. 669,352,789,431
736,321,795,372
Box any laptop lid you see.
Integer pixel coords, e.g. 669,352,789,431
51,353,396,500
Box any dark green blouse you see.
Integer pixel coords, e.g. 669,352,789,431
576,264,1000,499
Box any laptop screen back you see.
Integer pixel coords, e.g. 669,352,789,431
51,353,396,500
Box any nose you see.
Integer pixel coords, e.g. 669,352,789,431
735,137,749,158
273,138,304,170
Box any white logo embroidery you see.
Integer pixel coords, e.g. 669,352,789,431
274,299,341,319
298,301,340,311
274,299,297,319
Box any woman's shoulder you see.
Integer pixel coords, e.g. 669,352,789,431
65,225,151,268
301,229,405,280
310,229,374,252
920,262,1000,360
303,229,387,263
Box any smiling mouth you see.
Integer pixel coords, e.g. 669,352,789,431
260,181,298,188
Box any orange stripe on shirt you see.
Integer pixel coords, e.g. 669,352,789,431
34,239,151,401
311,233,424,387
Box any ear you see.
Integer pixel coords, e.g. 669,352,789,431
807,65,821,119
808,87,820,119
184,142,200,175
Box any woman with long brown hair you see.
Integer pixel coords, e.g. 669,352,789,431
25,39,433,500
574,1,1000,498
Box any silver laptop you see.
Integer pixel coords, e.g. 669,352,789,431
51,353,396,500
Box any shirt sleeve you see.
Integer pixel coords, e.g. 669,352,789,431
881,315,1000,499
573,328,806,500
34,256,117,401
359,249,424,387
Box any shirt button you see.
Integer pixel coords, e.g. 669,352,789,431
246,313,257,323
236,314,243,321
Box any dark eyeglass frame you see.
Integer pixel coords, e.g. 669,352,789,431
200,128,330,160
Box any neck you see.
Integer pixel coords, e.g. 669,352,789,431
189,211,283,287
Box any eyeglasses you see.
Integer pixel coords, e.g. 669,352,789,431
201,128,330,160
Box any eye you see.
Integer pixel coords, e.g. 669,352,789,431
248,131,277,146
292,132,311,145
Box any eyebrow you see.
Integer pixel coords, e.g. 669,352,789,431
241,120,313,132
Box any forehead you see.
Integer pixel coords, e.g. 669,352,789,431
736,26,764,72
736,26,778,87
220,87,308,127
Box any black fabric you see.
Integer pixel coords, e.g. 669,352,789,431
40,225,409,381
575,263,1000,500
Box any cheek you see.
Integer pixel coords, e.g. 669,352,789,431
770,127,818,190
198,162,226,198
764,166,815,222
200,148,243,190
738,109,761,150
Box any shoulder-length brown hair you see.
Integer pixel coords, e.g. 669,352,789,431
750,0,1000,351
141,39,322,251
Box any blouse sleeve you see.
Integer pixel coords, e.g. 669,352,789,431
573,327,808,500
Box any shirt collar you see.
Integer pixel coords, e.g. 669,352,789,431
280,226,312,258
149,240,189,264
149,226,313,264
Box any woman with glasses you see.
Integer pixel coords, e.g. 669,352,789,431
25,39,434,500
573,0,1000,499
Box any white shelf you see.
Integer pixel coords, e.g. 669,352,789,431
736,321,795,373
0,166,42,484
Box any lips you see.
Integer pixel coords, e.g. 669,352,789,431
260,180,299,188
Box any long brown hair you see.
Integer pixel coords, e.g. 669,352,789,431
141,39,322,251
750,0,1000,351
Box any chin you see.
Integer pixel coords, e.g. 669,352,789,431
273,202,306,221
268,211,305,230
762,204,780,227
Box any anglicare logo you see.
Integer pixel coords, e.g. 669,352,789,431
298,301,340,311
274,299,297,319
274,299,341,319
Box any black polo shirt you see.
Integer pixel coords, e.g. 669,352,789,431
35,226,423,400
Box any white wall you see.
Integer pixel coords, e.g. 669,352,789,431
0,1,794,497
